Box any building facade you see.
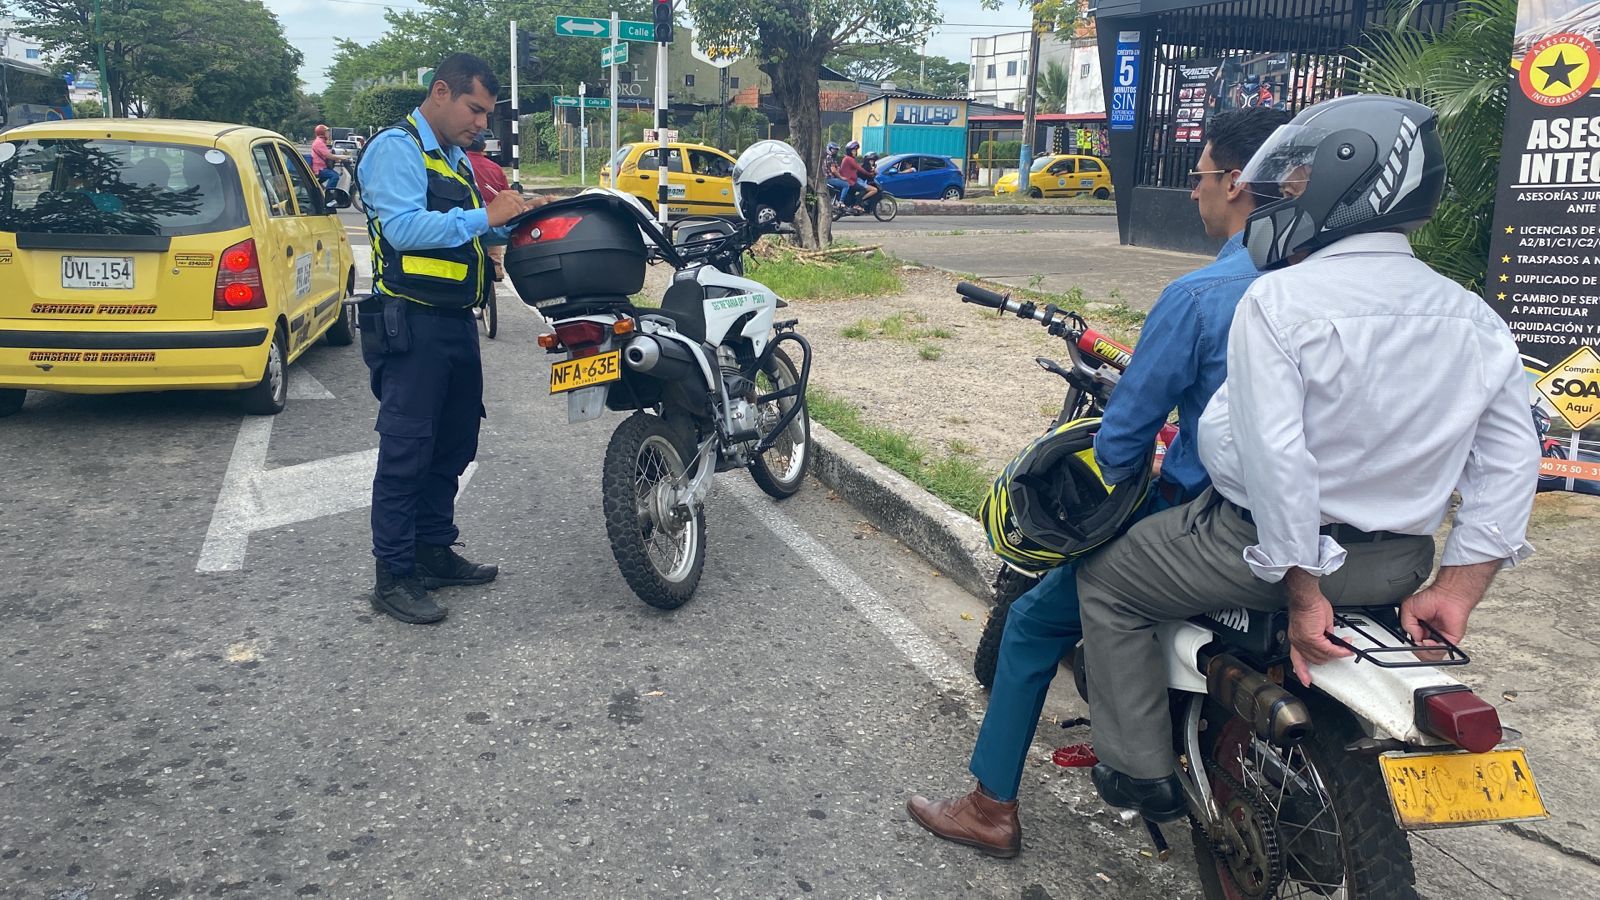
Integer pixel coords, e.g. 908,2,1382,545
968,31,1103,115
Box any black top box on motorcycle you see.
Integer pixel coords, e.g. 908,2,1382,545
504,194,648,313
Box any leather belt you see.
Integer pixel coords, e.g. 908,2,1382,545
405,300,474,320
1234,505,1405,544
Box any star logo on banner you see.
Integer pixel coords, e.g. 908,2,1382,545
1520,33,1600,106
1506,226,1516,234
1500,274,1509,282
1497,292,1507,301
1502,255,1511,263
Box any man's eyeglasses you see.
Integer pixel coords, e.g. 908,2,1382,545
1187,168,1231,190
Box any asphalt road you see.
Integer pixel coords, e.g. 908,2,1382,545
3,214,1593,899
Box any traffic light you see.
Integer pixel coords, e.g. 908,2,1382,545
653,0,674,44
517,28,541,76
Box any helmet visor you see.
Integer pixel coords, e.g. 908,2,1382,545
1239,123,1327,199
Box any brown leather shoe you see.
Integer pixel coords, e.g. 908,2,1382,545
906,787,1021,858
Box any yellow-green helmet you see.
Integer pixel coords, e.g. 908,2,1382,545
980,417,1152,575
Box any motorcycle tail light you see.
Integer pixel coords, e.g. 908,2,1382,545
1415,686,1501,753
511,215,582,248
554,320,608,359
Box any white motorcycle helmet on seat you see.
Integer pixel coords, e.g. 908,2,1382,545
578,186,658,247
732,140,806,223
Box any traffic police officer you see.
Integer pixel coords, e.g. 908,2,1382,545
357,53,541,624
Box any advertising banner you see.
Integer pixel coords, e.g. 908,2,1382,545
1486,0,1600,495
1170,59,1221,146
1111,31,1141,132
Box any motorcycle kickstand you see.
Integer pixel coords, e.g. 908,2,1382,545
1142,818,1172,862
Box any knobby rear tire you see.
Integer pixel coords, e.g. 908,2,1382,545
973,566,1037,689
602,413,706,610
1190,692,1418,900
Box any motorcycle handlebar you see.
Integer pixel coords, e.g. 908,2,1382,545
956,281,1008,309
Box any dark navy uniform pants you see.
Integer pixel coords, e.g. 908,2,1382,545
360,299,483,575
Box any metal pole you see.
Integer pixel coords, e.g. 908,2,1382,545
610,12,620,182
579,81,587,184
1019,20,1042,190
656,39,669,226
510,20,520,175
94,0,112,115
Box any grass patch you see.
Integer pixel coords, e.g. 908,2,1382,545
517,159,589,187
808,387,995,516
746,243,901,301
977,191,1116,207
953,273,1147,346
917,344,943,361
840,311,951,345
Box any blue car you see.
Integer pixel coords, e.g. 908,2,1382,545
872,154,966,200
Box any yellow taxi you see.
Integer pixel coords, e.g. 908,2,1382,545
0,118,357,418
993,154,1112,200
599,141,738,218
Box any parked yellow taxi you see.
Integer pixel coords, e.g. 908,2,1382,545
0,119,357,418
993,154,1112,200
599,141,738,218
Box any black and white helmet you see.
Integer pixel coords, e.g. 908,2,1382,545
732,140,806,222
1241,94,1445,270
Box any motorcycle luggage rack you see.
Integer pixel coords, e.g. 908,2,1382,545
1326,612,1470,668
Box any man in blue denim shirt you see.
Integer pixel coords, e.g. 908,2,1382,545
906,107,1293,857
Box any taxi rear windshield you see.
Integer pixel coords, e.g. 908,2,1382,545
0,138,247,236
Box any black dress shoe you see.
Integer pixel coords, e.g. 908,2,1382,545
1090,763,1186,823
372,563,447,624
414,542,499,589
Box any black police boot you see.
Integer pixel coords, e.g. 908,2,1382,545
414,542,499,589
372,562,447,624
1090,763,1187,823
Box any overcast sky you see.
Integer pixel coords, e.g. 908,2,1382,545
264,0,1035,93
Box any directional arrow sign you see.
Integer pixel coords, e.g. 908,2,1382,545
553,95,581,106
555,15,609,37
555,16,655,41
601,43,629,66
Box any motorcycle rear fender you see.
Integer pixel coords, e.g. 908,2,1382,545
1162,612,1467,747
550,318,616,424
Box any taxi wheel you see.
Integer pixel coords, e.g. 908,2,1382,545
1027,187,1043,199
0,388,24,418
1094,187,1110,200
325,299,357,346
240,329,288,416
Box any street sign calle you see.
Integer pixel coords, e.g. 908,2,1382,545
555,15,654,41
582,97,610,108
602,43,629,66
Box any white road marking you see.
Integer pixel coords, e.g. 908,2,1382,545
197,407,478,573
727,478,980,708
288,368,335,400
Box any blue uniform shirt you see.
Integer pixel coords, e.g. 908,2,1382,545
358,107,507,251
1094,233,1261,498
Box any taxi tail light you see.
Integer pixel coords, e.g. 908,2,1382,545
1415,686,1502,754
214,239,265,310
510,215,583,249
554,320,608,360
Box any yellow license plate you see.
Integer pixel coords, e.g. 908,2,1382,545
1379,748,1548,830
550,350,621,394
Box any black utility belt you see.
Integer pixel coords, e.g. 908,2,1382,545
404,300,475,320
1234,505,1408,545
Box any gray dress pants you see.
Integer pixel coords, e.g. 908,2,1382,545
1076,488,1436,779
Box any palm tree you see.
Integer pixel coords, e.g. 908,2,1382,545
1360,0,1514,293
1036,60,1072,114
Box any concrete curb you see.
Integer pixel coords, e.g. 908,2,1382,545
808,422,1000,601
900,200,1114,216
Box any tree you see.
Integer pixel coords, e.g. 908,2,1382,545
828,42,968,93
689,0,940,247
72,98,104,118
274,93,324,142
348,84,430,133
320,0,655,127
685,104,771,152
1360,0,1510,293
1035,60,1070,113
13,0,301,123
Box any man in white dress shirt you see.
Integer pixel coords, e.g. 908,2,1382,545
1075,94,1540,822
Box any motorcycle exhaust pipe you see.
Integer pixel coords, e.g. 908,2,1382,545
623,335,698,381
1200,648,1313,747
